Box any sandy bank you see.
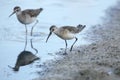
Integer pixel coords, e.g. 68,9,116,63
34,1,120,80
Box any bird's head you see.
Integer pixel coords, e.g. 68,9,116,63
46,25,57,43
9,6,21,17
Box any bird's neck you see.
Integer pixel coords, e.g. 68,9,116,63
54,28,60,35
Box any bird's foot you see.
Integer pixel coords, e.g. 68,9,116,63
63,52,68,55
70,49,72,52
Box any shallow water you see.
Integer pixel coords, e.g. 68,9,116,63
0,0,117,80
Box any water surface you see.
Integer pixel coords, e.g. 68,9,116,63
0,0,117,80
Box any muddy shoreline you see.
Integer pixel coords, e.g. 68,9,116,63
34,1,120,80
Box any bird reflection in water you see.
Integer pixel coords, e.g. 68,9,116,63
9,39,40,71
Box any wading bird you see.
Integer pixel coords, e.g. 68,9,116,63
46,24,86,55
9,6,43,50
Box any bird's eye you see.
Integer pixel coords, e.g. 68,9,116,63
16,9,19,11
52,29,54,31
15,9,19,12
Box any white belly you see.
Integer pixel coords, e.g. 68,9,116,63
24,17,36,24
17,15,36,24
57,33,75,40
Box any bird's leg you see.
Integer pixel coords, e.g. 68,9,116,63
63,40,68,55
70,37,78,51
24,25,28,51
30,39,38,54
31,20,39,36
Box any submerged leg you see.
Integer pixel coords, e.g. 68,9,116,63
63,40,68,55
70,37,78,51
24,25,27,51
30,39,38,54
31,20,39,36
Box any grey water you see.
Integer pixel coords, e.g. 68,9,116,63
0,0,117,80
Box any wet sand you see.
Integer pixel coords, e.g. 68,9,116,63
34,1,120,80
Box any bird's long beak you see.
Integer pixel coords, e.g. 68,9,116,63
9,11,15,17
46,31,52,43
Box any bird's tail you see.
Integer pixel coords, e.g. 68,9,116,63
77,24,86,32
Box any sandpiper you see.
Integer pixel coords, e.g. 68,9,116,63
9,6,43,36
46,24,86,55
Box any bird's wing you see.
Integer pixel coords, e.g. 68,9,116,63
62,26,79,33
22,9,41,17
